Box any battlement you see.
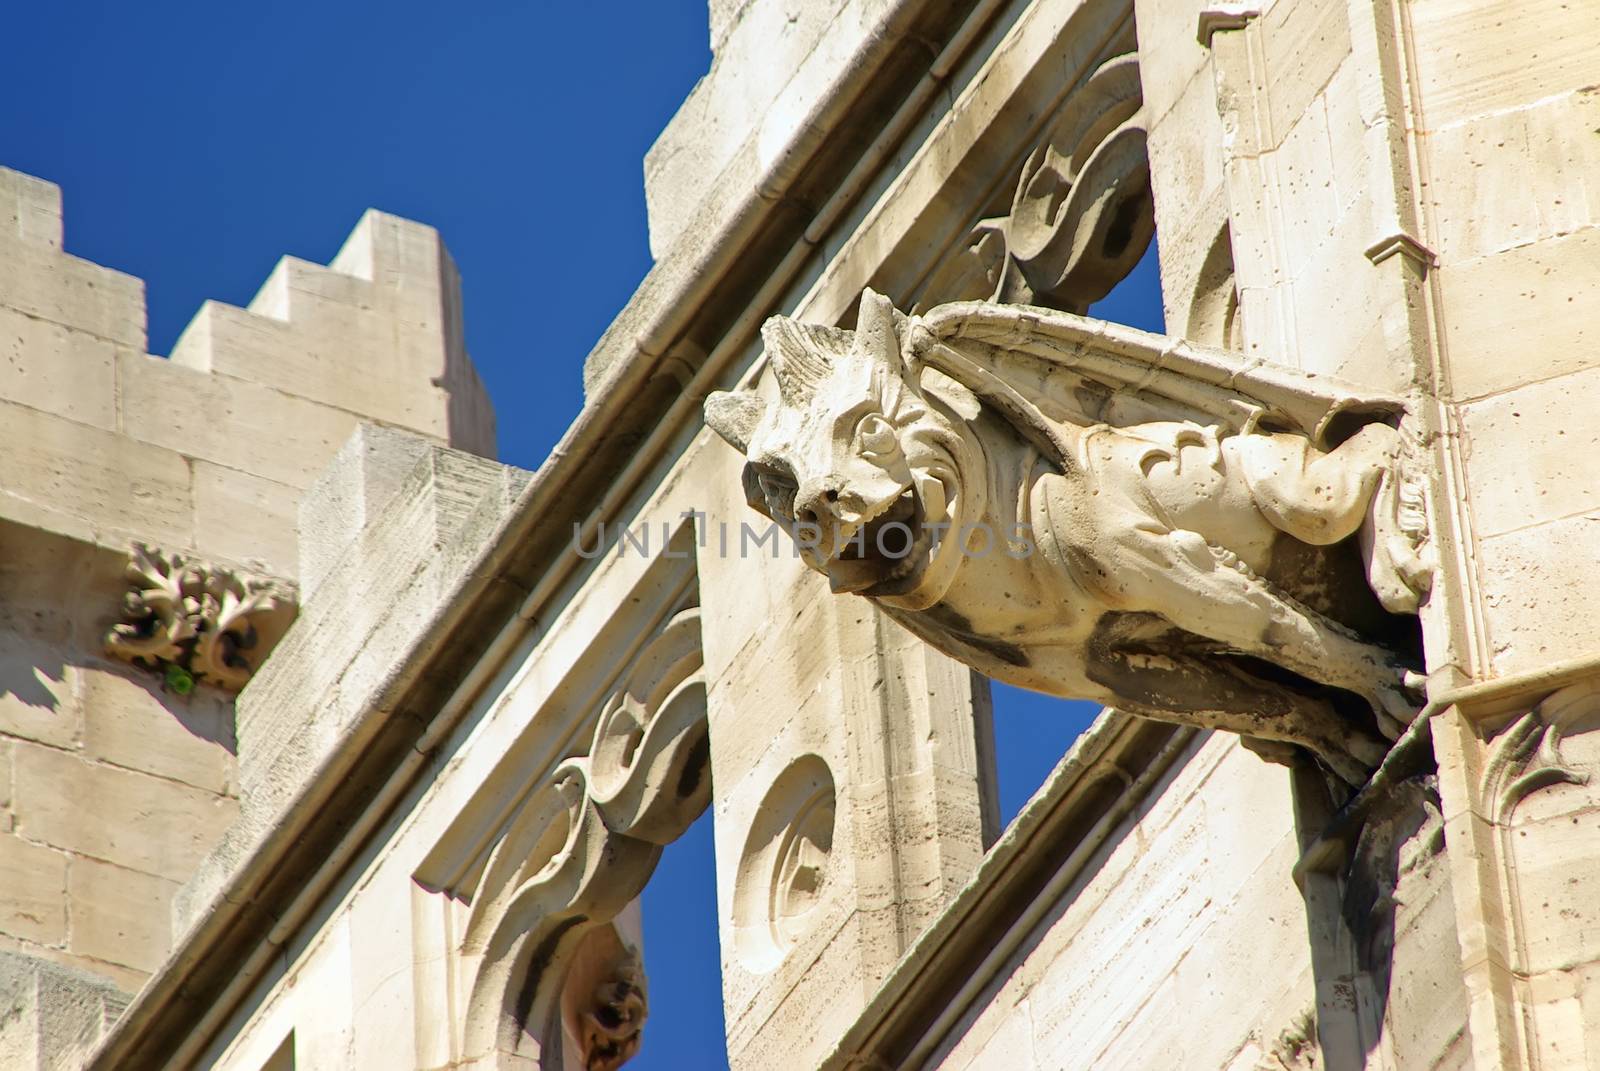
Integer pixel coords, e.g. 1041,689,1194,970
0,166,495,579
0,164,506,1006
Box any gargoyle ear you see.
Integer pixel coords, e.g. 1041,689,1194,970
856,288,919,379
704,390,767,454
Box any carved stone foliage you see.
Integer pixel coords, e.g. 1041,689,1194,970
459,605,709,1069
104,543,295,692
916,52,1153,314
705,291,1434,787
1481,683,1596,824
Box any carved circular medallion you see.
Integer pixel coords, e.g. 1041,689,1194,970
731,754,837,973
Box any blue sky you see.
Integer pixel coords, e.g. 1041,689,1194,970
3,4,1160,1065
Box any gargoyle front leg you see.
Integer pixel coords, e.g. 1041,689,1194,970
1103,526,1417,739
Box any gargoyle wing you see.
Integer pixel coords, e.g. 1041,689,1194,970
906,301,1406,460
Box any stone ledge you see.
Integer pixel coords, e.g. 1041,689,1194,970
818,713,1195,1069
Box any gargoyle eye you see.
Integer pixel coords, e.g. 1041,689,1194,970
855,413,899,460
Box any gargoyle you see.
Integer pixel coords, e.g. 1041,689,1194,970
704,290,1433,786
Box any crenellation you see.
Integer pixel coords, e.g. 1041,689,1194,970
167,209,493,459
0,168,64,249
0,161,504,1029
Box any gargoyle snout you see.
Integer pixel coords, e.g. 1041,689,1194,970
794,482,853,531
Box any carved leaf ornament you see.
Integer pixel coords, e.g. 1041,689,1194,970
917,52,1154,313
1481,683,1596,824
460,606,710,1068
104,543,292,692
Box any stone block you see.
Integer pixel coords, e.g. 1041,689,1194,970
1256,0,1351,149
1441,224,1600,400
0,526,122,654
1409,0,1600,130
346,864,420,1069
67,855,178,974
1425,92,1600,263
1322,58,1368,218
1132,0,1212,128
0,307,117,430
297,424,435,600
192,460,301,578
1461,366,1600,538
165,209,493,460
0,396,193,551
0,633,79,751
0,167,63,248
1221,153,1282,293
237,442,520,787
0,834,68,946
11,740,235,880
173,442,529,934
708,0,751,52
0,232,144,350
1286,206,1398,385
80,665,236,796
645,0,846,257
1273,97,1339,254
1479,512,1600,676
170,300,453,442
1145,65,1225,251
118,350,363,490
0,950,128,1071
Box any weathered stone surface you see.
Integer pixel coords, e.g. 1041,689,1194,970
0,396,195,551
0,835,68,947
296,423,435,602
0,951,127,1071
80,666,236,796
12,741,235,880
0,167,64,248
66,856,178,974
0,636,80,751
191,461,301,577
169,211,495,460
0,307,117,430
1440,225,1600,401
1408,0,1600,130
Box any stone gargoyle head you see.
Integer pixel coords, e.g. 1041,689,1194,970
703,290,989,611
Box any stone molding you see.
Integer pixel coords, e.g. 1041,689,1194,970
104,542,295,692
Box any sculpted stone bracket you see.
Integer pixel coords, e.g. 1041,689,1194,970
705,290,1434,790
104,542,296,693
457,605,709,1068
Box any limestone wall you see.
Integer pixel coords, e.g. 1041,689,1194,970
1409,0,1600,679
0,163,495,1006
